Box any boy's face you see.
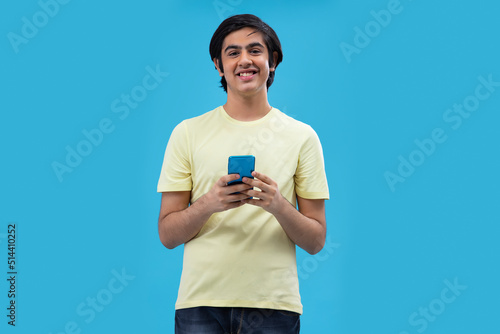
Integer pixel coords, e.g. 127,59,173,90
215,27,277,97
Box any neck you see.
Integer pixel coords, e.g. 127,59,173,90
223,88,272,121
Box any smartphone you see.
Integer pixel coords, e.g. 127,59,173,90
227,155,255,186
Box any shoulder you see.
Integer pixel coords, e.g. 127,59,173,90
272,108,318,138
168,107,221,138
182,107,221,127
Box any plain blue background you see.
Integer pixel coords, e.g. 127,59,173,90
1,0,499,333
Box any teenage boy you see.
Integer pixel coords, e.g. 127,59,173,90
157,14,329,334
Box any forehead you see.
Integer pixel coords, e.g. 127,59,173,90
222,27,266,49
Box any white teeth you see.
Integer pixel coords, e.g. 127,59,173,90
239,72,254,77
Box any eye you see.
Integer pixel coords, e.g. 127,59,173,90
228,51,239,57
250,49,262,54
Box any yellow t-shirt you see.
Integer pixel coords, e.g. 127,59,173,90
157,106,329,314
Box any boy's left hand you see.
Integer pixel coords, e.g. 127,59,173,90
241,171,286,215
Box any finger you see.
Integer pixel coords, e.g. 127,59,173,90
240,189,261,199
225,200,246,209
241,176,256,185
231,193,253,202
251,171,274,185
241,198,262,207
227,195,249,203
220,174,240,186
225,186,252,198
228,183,253,192
242,177,267,192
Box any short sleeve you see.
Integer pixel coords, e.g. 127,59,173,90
294,127,329,199
157,121,193,192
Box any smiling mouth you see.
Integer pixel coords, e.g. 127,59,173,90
238,71,257,77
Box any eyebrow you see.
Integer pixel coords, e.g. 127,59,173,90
224,42,265,53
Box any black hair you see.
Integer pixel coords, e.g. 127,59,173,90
209,14,283,92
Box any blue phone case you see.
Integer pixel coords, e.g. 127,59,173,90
227,155,255,185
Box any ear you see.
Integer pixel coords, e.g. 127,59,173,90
270,51,278,72
213,58,224,77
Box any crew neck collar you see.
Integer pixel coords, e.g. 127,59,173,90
219,106,276,126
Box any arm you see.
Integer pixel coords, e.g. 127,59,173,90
241,171,327,255
158,174,252,249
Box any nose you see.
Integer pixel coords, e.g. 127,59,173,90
238,50,252,67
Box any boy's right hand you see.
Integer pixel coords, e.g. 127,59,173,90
202,174,253,214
